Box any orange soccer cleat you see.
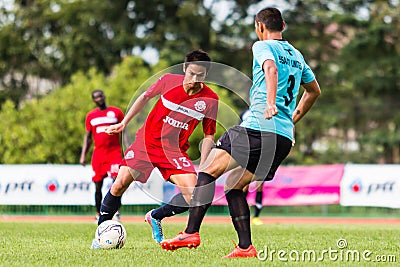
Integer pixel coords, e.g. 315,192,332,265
223,244,257,258
160,231,200,251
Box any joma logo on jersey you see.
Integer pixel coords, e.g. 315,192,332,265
163,116,189,130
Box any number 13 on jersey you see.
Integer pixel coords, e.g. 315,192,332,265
172,157,191,169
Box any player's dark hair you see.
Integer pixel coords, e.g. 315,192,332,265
184,50,211,72
91,89,104,99
256,7,284,32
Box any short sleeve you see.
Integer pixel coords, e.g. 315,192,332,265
301,62,315,84
117,108,124,123
144,75,165,98
253,41,275,67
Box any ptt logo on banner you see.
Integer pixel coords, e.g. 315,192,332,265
63,181,91,194
2,181,34,194
45,179,60,193
349,179,396,195
367,181,395,194
349,179,362,193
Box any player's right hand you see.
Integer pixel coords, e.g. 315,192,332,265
264,103,278,119
105,123,125,135
79,156,86,166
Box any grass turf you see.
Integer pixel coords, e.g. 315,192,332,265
0,220,398,266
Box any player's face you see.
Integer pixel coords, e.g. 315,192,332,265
183,64,207,89
92,92,106,107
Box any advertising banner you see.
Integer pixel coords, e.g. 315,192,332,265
0,165,163,205
340,164,400,208
3,164,399,208
212,164,345,206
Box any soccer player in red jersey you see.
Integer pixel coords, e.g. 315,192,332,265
93,50,218,246
80,90,124,221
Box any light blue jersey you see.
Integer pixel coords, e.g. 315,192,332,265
241,40,315,141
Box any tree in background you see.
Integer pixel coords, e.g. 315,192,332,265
338,0,400,163
0,57,149,163
280,0,399,164
0,56,239,164
0,0,262,108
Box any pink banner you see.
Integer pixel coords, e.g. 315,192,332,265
212,164,345,206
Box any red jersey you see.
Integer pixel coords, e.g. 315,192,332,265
85,106,124,153
136,73,219,153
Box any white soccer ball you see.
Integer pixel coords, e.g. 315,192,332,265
95,220,127,249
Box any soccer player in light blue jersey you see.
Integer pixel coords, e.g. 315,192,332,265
162,7,321,258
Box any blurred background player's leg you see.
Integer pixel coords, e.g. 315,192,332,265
94,180,103,222
251,181,264,225
97,166,139,225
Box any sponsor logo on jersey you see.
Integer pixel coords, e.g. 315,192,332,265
278,55,302,70
96,126,107,133
194,101,206,112
161,95,205,120
91,116,118,126
163,116,189,130
284,48,293,56
125,150,135,159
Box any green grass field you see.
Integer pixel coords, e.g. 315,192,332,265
0,221,399,266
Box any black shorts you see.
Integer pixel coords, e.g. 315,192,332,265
215,125,292,181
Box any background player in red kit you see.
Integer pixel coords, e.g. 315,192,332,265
92,50,218,248
80,89,124,221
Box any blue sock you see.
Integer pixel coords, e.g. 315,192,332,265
98,190,121,225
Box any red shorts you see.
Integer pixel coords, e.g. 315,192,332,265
121,142,196,183
91,149,122,182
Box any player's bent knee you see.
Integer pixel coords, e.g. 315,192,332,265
110,181,129,196
199,149,236,177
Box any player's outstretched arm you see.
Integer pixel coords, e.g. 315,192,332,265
292,79,321,124
105,92,151,135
